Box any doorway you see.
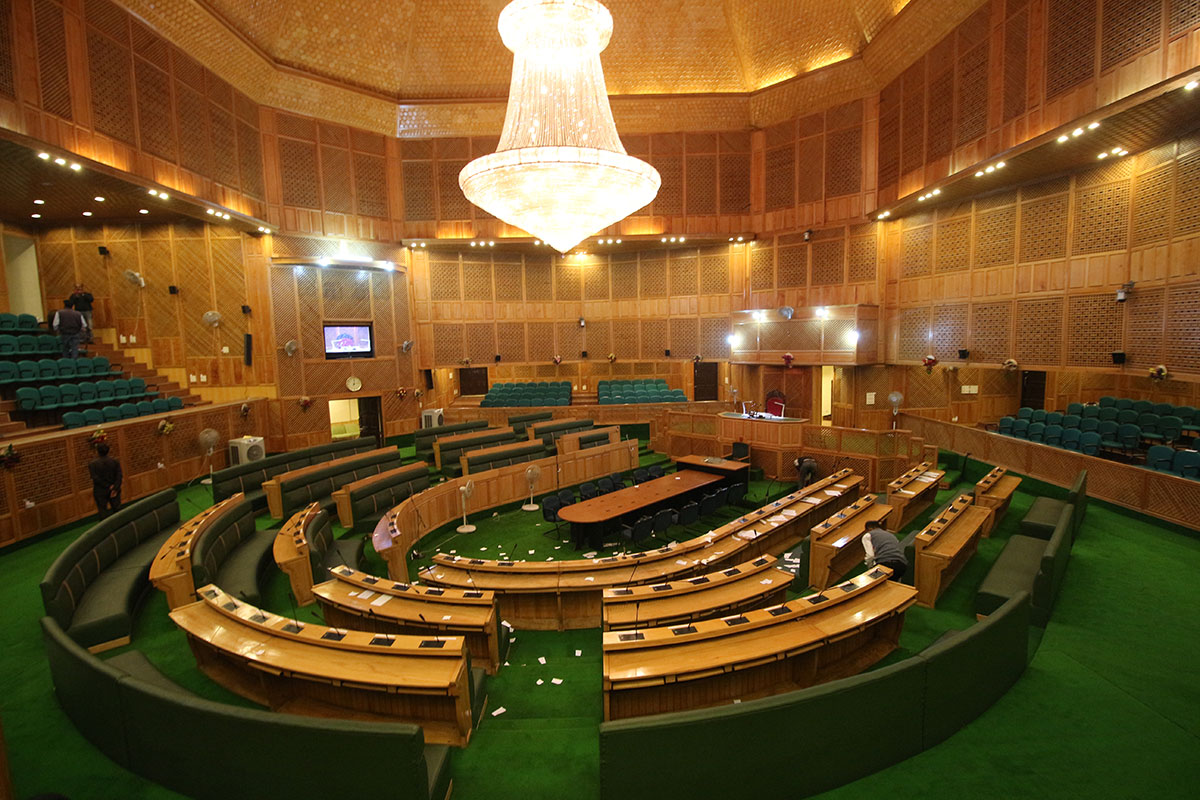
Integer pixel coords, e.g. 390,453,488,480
357,396,383,447
3,235,43,321
1020,370,1046,410
820,366,835,425
458,366,489,396
328,399,360,441
693,361,718,401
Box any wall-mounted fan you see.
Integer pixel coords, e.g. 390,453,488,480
778,306,795,320
123,269,146,288
523,464,542,512
401,340,415,354
284,339,299,357
198,427,220,455
456,479,476,534
201,310,222,327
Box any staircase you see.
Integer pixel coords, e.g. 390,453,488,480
0,340,205,440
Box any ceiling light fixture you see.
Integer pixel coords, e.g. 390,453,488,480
69,163,81,171
1087,121,1100,130
33,199,44,205
94,196,105,202
1186,80,1198,91
1072,128,1084,137
1097,152,1108,159
31,213,41,219
38,152,50,160
1056,135,1069,143
996,161,1006,169
139,209,149,214
458,0,660,253
148,189,159,196
975,171,984,177
82,211,92,217
53,157,66,165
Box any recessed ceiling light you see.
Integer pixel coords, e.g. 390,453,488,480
1072,128,1084,137
419,243,425,248
975,171,984,177
138,209,149,214
470,241,477,246
918,195,926,201
488,241,495,246
221,213,230,220
615,239,622,243
69,163,81,171
30,213,41,219
33,199,44,205
93,196,105,202
736,236,744,242
1186,80,1198,91
148,189,158,196
38,152,50,160
206,209,215,215
1097,152,1108,159
159,192,169,200
985,165,995,173
53,157,66,165
1056,135,1068,143
995,161,1005,169
82,211,92,217
661,237,667,242
1087,121,1100,130
1111,147,1122,154
931,189,941,196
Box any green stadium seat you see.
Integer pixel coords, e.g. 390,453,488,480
37,336,59,355
1174,450,1200,479
16,313,38,329
1132,400,1153,414
0,313,16,330
1153,403,1174,416
167,396,184,410
74,357,94,376
118,402,138,419
96,380,115,401
62,411,86,429
59,383,81,407
101,405,121,422
1060,428,1081,451
129,377,150,397
38,385,62,410
1138,413,1162,442
83,408,104,426
37,358,58,379
1098,396,1115,407
56,357,77,377
1144,445,1175,473
17,334,37,354
0,361,15,384
112,379,131,399
1079,431,1101,455
1114,398,1133,411
151,398,170,413
15,387,39,411
136,401,155,416
78,382,98,404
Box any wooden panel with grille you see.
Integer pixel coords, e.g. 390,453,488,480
935,217,971,273
1015,298,1063,366
955,40,989,146
1124,287,1164,368
653,155,683,216
611,320,638,360
1073,182,1130,254
776,244,806,288
462,262,493,302
848,235,876,283
279,139,320,209
555,261,582,301
901,226,933,278
1131,162,1174,247
1003,6,1029,122
898,307,931,361
824,128,861,198
925,70,954,164
971,301,1012,363
1101,0,1163,71
432,323,464,366
810,239,845,285
585,261,611,300
1165,283,1200,372
556,321,583,359
765,145,795,211
932,304,969,361
639,257,667,297
35,0,72,119
669,318,699,358
1046,0,1097,99
1174,150,1200,237
318,145,353,214
87,28,135,143
1067,293,1123,367
1020,195,1069,261
402,161,435,221
720,152,751,215
640,320,667,359
429,261,461,302
668,253,698,296
0,0,14,99
686,154,717,216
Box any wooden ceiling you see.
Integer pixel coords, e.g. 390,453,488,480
193,0,914,98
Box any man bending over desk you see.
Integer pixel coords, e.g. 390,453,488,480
862,519,908,583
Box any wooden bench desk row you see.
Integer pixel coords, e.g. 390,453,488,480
912,494,993,608
313,565,507,675
149,494,244,610
601,555,793,631
273,502,324,606
433,426,514,471
601,568,917,720
420,469,864,629
885,461,945,529
262,446,398,519
169,584,475,746
974,466,1022,530
808,494,894,590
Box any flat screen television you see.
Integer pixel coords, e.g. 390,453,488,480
323,324,374,359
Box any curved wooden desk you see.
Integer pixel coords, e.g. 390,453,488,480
974,466,1021,531
273,502,322,606
885,462,944,529
602,568,916,720
912,494,993,608
601,555,793,631
558,469,723,547
808,494,894,590
170,584,474,746
149,494,244,609
313,565,505,674
421,469,864,629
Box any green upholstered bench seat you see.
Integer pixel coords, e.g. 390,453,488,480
213,529,277,605
344,464,430,534
424,744,452,800
507,411,553,436
1021,469,1087,540
106,650,198,697
306,509,367,584
40,489,181,652
211,438,376,508
415,420,489,460
470,665,488,725
974,534,1046,617
278,449,404,520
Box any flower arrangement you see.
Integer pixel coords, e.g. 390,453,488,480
396,387,408,399
922,354,938,374
459,357,471,366
1002,358,1019,372
782,353,794,368
157,419,175,435
1148,364,1169,382
553,355,562,365
89,428,107,448
607,353,616,363
298,396,313,411
2,444,19,469
414,389,424,399
692,354,702,363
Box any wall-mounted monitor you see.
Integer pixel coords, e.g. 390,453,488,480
323,324,374,360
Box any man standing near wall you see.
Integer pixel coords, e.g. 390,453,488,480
68,283,95,343
51,300,87,358
87,443,122,519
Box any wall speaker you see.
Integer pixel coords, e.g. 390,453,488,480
664,349,671,357
1111,351,1126,364
241,305,251,314
243,333,252,366
958,349,969,359
168,285,179,295
97,246,109,256
494,354,501,363
581,350,588,359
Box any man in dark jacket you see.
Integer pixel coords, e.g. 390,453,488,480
68,283,94,342
87,443,122,519
794,455,819,488
862,518,908,583
51,300,88,358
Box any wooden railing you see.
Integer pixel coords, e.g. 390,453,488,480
0,398,269,548
899,413,1200,532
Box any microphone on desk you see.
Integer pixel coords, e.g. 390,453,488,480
419,612,441,643
284,590,303,631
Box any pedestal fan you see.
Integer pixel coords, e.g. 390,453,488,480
522,464,541,512
456,479,476,534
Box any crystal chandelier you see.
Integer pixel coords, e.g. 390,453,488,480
459,0,660,253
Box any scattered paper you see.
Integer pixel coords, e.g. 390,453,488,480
449,550,457,554
358,590,375,601
584,576,595,582
528,549,536,554
481,547,488,551
824,490,842,497
782,509,797,517
536,679,544,686
802,497,822,505
348,590,358,597
370,594,392,607
575,649,582,657
442,614,452,620
760,578,773,585
501,620,513,629
584,551,597,558
491,707,507,717
551,678,563,685
784,552,794,560
538,656,546,664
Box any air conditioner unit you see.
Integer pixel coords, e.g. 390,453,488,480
421,408,444,428
228,436,265,465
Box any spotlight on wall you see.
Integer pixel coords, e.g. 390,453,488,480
726,333,741,348
578,317,586,328
803,229,812,242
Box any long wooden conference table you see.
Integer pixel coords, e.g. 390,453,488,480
170,584,475,746
602,567,917,720
420,469,863,629
558,468,723,548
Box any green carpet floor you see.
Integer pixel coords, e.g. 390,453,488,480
2,456,1198,799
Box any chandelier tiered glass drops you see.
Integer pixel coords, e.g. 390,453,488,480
459,0,661,253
